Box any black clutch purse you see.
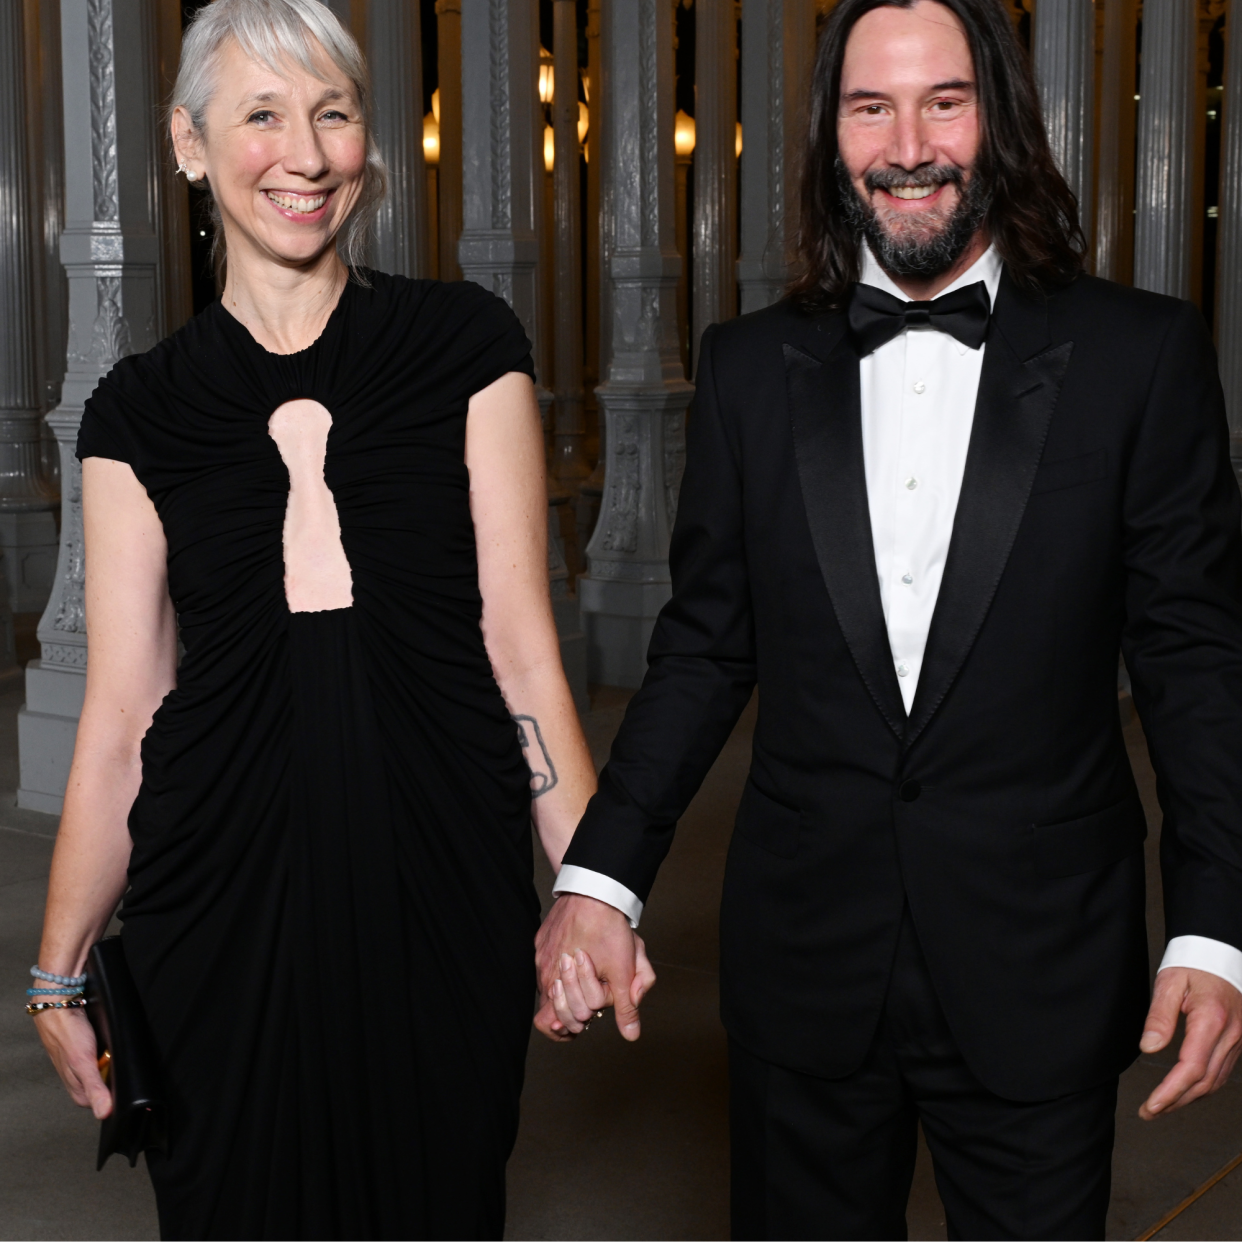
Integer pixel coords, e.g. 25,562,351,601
84,936,168,1169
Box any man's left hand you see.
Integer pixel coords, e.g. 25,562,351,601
1139,967,1242,1119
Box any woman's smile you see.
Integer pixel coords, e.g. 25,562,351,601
262,188,334,221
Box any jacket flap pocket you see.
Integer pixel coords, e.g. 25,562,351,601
1031,448,1107,495
1032,798,1146,878
736,779,801,859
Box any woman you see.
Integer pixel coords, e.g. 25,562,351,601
29,1,616,1236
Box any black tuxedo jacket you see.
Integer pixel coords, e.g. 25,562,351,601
563,272,1242,1101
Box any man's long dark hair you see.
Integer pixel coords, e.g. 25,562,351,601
788,0,1086,309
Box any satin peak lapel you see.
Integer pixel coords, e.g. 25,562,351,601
905,295,1073,746
785,336,906,738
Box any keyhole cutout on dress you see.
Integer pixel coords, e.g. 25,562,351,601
268,399,354,612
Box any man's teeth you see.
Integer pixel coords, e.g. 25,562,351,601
889,185,937,200
265,192,327,213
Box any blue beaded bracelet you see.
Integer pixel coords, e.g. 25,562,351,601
26,986,84,996
30,966,87,987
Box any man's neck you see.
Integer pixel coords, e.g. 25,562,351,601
878,229,991,301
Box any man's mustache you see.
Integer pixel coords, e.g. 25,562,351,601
864,165,966,193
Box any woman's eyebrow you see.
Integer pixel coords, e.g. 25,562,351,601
236,86,350,107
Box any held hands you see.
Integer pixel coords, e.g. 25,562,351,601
534,893,656,1042
33,1008,112,1120
1139,967,1242,1120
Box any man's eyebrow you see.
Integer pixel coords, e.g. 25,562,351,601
840,79,975,103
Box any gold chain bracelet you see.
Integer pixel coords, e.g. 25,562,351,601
26,996,88,1017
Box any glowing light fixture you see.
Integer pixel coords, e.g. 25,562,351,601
578,100,589,146
580,70,590,104
423,113,440,165
674,109,696,157
431,87,440,125
544,123,555,172
538,46,555,105
736,121,743,159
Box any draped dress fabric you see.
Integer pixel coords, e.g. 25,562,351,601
76,274,541,1241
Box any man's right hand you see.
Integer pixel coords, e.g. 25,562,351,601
534,893,656,1042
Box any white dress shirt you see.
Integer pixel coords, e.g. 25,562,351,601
859,244,1000,712
554,244,1242,997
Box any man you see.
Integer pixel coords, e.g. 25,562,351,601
537,0,1242,1236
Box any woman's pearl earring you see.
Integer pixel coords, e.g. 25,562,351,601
178,162,197,182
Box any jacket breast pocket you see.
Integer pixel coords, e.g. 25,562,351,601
735,779,802,859
1031,798,1146,878
1030,448,1107,496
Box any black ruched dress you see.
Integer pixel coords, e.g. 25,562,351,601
76,274,541,1241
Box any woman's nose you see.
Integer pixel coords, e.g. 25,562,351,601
282,119,330,178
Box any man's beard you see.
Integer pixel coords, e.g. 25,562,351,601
836,157,992,280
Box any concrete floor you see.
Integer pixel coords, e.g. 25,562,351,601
1,678,1240,1240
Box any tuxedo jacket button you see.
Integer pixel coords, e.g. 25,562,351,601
899,779,922,802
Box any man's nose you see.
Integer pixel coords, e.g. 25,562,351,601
885,109,935,171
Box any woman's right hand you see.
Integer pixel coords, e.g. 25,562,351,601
32,1008,112,1119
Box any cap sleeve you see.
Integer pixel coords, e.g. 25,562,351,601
76,367,138,465
446,281,536,399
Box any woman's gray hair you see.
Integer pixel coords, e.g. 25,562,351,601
170,0,387,279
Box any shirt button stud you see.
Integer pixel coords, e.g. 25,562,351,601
899,779,922,802
904,476,919,491
901,572,913,585
913,381,926,395
896,661,909,677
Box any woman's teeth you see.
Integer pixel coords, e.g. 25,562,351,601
889,185,937,200
265,191,328,213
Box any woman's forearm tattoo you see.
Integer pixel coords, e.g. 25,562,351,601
513,714,559,797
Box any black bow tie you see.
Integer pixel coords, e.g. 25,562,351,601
848,280,991,355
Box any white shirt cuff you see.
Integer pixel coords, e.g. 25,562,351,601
1158,935,1242,996
552,864,644,928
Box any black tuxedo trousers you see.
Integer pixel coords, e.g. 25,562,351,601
565,273,1242,1106
729,906,1118,1240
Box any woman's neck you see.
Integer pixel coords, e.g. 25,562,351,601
220,249,349,355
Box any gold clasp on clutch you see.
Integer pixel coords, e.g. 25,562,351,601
98,1049,112,1084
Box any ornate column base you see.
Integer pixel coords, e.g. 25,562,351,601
548,493,588,713
0,554,15,672
0,415,60,614
577,576,673,688
18,411,85,815
578,379,691,688
17,654,84,813
0,512,59,613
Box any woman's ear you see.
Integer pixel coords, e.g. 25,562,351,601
170,105,203,178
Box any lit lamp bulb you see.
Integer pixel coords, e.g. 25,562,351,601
674,109,696,158
423,112,440,166
544,123,555,173
538,47,554,105
736,121,743,159
431,87,440,125
578,100,589,146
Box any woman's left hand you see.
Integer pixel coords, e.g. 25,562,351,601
542,916,656,1040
